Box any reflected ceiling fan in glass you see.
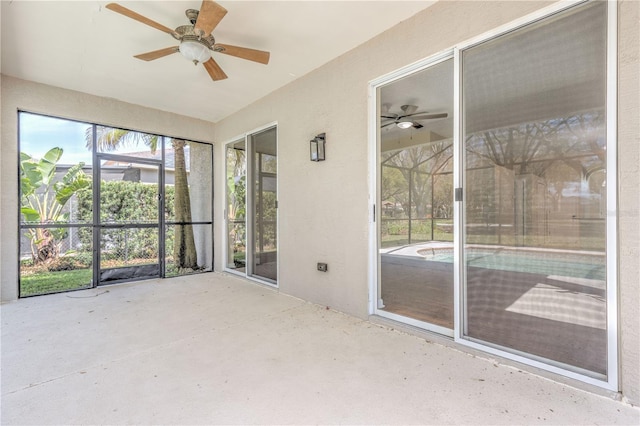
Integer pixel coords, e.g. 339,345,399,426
381,104,448,129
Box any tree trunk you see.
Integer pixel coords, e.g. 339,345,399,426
34,228,58,264
172,139,198,270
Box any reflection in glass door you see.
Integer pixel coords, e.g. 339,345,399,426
98,156,161,284
377,58,454,333
461,1,609,378
225,126,277,285
249,127,278,282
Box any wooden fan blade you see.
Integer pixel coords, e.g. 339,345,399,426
194,0,228,37
381,114,398,119
381,121,396,128
106,3,176,36
203,58,228,81
214,44,270,65
406,113,448,120
412,122,424,129
134,46,179,61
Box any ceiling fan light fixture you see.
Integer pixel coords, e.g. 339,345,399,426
179,40,211,65
397,121,413,129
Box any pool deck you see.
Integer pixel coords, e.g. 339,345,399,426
379,241,608,374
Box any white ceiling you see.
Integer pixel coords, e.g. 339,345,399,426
1,1,434,123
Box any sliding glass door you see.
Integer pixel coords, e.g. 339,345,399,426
377,57,454,334
249,127,278,282
461,1,609,378
225,125,278,284
373,0,614,386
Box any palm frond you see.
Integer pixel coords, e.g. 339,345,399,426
86,126,159,154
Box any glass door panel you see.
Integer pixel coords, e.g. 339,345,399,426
225,139,247,273
461,1,608,376
250,127,277,282
378,58,454,331
98,157,161,284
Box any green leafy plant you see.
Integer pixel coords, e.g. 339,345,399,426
20,147,91,263
76,181,176,262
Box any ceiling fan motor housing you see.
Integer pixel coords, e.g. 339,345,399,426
173,25,216,48
185,9,199,25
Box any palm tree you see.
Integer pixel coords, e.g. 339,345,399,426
170,138,198,270
85,127,198,270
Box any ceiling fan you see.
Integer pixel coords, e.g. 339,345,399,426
105,1,270,81
381,104,448,129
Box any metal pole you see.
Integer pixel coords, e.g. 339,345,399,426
431,173,435,241
408,170,413,245
159,137,166,277
258,153,264,256
92,124,100,287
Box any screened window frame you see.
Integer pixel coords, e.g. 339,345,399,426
17,110,215,297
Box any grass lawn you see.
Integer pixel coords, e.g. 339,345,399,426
20,268,92,297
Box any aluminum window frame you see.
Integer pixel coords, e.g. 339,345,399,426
368,50,456,337
222,122,279,288
17,111,215,296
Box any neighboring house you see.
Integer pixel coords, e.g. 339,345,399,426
100,145,191,185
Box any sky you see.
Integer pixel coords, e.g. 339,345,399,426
18,112,162,165
19,113,94,165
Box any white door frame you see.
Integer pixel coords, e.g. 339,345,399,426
368,50,455,337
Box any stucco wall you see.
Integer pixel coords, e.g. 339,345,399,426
213,0,639,404
618,0,640,407
214,0,550,317
0,76,215,302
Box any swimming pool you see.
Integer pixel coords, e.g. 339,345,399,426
417,247,605,281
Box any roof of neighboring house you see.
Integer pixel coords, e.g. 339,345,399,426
101,146,190,171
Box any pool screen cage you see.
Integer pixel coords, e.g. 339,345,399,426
381,139,454,248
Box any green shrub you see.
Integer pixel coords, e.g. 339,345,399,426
76,181,175,260
47,257,85,272
20,258,34,267
74,252,93,266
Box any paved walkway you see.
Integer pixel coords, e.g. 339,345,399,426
2,273,638,424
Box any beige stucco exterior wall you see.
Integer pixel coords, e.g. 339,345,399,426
214,0,551,316
618,0,640,407
213,0,639,404
0,76,216,302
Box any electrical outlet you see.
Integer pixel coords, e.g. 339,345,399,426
317,262,328,272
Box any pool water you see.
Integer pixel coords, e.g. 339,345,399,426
421,249,605,281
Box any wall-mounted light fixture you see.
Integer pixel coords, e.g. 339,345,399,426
310,133,326,162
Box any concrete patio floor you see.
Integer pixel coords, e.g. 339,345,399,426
1,273,638,425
